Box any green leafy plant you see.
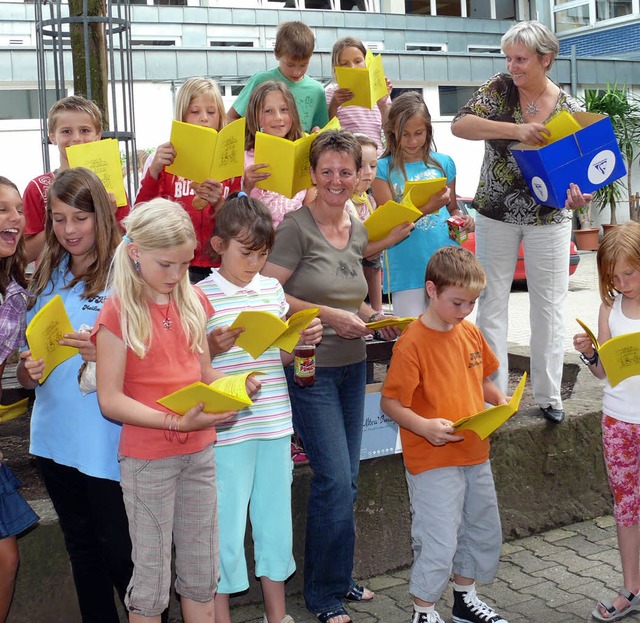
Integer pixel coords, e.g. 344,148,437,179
582,85,640,223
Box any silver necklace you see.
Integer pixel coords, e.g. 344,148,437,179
523,81,549,117
162,294,173,330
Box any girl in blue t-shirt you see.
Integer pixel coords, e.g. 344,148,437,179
16,168,132,623
372,91,473,318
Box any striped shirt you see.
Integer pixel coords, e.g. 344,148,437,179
199,269,293,446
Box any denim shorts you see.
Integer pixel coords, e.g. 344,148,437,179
119,444,218,617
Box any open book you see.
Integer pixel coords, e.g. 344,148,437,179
365,316,415,331
452,373,527,440
229,308,320,359
576,317,640,387
402,177,447,208
335,49,388,110
157,370,263,415
66,139,128,207
0,397,29,423
253,117,341,199
25,295,78,384
363,199,422,242
166,117,245,183
544,110,582,144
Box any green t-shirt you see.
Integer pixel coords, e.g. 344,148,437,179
231,67,329,133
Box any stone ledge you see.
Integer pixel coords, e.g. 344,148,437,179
8,352,609,621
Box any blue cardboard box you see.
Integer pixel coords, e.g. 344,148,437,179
511,112,626,209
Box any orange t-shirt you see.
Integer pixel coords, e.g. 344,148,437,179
381,318,499,475
93,288,216,460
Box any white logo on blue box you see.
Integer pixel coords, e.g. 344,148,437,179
531,176,548,203
588,150,616,185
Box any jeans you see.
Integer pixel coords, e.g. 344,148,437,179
37,457,133,623
475,214,571,409
285,361,366,615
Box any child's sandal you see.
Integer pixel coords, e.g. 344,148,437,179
592,588,640,621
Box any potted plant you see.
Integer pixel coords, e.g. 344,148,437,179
574,200,599,250
582,85,640,223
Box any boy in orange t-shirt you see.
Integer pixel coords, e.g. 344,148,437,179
381,246,510,623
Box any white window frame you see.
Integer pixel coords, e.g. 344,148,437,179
405,42,447,52
551,0,640,33
208,38,258,48
467,45,501,54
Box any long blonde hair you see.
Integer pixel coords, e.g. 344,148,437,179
110,199,206,358
597,221,640,306
175,77,226,131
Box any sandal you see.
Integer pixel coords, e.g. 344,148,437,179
344,583,375,602
593,588,640,621
316,606,352,623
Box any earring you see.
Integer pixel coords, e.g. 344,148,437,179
133,259,140,273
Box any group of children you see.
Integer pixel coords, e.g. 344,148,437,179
0,15,637,623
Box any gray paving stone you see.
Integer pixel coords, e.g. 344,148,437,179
545,550,602,573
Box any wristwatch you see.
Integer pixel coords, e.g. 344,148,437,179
579,351,599,366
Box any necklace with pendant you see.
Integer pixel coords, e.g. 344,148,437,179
523,81,549,117
162,295,173,330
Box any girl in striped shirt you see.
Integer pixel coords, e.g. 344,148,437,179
199,193,322,623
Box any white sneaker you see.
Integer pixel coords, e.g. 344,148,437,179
412,609,445,623
262,615,295,623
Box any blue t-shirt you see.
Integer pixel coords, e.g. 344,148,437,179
376,152,457,293
27,257,122,481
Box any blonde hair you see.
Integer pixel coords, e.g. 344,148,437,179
331,36,367,81
47,95,103,134
382,91,445,182
274,21,315,60
245,81,304,150
174,77,226,131
501,20,559,70
30,168,120,305
597,221,640,306
426,246,486,295
110,199,205,358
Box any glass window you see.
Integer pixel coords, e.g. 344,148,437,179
438,85,476,116
596,0,633,20
405,0,431,15
341,0,367,8
554,5,590,32
0,90,64,121
209,40,256,47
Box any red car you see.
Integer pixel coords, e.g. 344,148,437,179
456,198,580,283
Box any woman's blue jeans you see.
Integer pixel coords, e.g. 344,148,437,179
285,360,366,615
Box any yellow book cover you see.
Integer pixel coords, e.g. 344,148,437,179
576,318,640,387
402,178,447,208
166,117,245,183
25,295,78,384
365,316,415,331
545,111,582,144
335,49,388,110
230,308,320,359
363,199,423,243
66,139,128,207
253,132,316,198
0,397,29,423
157,371,263,415
453,373,527,440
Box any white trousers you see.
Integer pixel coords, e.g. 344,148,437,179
475,213,571,409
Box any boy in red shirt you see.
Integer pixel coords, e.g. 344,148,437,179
381,246,510,623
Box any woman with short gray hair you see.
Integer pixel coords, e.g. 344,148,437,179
451,20,589,424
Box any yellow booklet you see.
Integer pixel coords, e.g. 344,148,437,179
545,111,582,144
335,49,388,110
229,308,320,359
0,398,29,423
363,199,423,242
576,318,640,387
402,178,447,208
453,373,527,440
157,371,263,415
365,316,415,331
253,117,341,199
25,295,78,384
166,117,246,183
66,139,127,207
